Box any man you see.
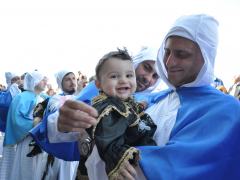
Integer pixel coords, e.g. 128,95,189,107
49,14,239,180
55,70,77,95
40,70,79,180
52,70,79,180
115,14,240,179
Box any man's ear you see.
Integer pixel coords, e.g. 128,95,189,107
95,80,101,89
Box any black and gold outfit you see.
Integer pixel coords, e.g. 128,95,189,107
87,92,156,179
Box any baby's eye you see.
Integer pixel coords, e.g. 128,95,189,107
110,74,117,79
126,74,134,78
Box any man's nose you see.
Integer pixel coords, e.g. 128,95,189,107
144,74,157,86
165,53,177,67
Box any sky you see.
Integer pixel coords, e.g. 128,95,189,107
0,0,239,89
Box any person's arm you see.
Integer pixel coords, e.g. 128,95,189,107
30,99,98,161
47,111,80,142
58,100,98,132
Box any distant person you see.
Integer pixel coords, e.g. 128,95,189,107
1,71,47,180
228,74,240,100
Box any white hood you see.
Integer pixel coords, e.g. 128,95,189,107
24,71,44,92
55,70,74,90
5,72,18,87
133,46,161,92
156,14,219,89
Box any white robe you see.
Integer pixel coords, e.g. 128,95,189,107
9,136,61,180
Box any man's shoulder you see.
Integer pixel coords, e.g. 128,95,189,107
134,89,172,105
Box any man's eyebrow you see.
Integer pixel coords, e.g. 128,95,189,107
144,62,153,70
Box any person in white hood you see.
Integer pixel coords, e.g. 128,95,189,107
55,70,77,95
36,70,79,180
4,72,22,97
1,71,48,180
114,14,240,180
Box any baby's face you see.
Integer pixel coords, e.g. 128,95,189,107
96,58,137,100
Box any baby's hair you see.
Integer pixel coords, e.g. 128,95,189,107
95,47,132,80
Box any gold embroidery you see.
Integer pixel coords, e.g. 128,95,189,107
108,147,140,180
92,93,108,104
92,104,131,138
129,118,140,127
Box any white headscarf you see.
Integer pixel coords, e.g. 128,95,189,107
133,46,161,92
5,72,18,87
55,70,74,90
156,14,219,89
23,71,44,92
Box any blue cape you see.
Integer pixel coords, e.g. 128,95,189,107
138,86,240,179
30,110,80,161
4,91,36,145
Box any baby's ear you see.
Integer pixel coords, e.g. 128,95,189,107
95,80,101,89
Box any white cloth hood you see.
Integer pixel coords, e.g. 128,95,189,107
133,47,161,92
5,72,18,87
156,14,219,89
24,71,44,92
55,70,74,90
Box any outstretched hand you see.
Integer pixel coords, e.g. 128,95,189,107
58,100,98,132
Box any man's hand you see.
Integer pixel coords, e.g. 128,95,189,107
58,100,98,132
114,161,137,180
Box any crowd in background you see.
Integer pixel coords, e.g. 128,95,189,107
1,72,239,100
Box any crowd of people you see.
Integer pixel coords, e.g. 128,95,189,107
0,14,240,180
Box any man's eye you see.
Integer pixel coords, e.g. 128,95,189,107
176,51,191,59
143,64,152,72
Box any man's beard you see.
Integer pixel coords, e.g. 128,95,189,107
65,89,76,95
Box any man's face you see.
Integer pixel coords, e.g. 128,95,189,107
62,73,77,95
135,60,159,92
163,36,204,87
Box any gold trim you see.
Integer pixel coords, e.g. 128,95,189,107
92,93,107,104
108,147,140,180
129,118,140,127
92,104,131,138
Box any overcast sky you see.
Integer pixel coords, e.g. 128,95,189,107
0,0,239,88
